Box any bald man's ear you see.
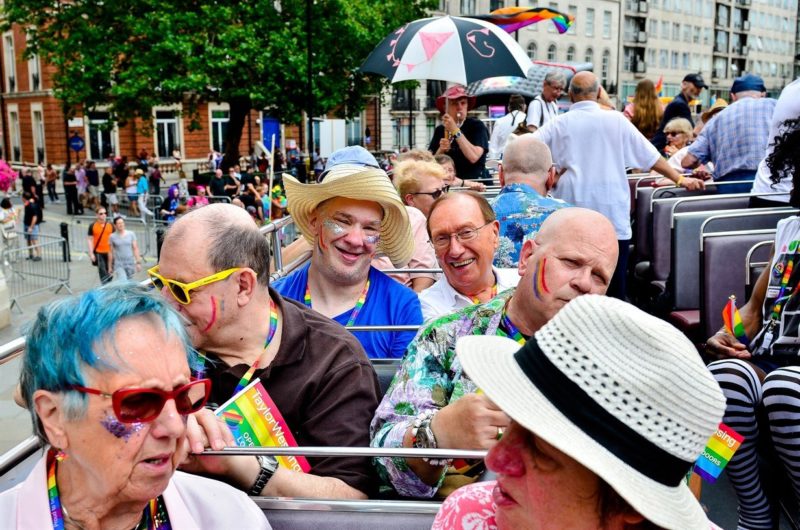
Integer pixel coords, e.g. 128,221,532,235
517,239,538,277
235,268,259,307
545,166,557,192
498,163,506,187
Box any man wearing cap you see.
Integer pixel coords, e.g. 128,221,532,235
526,71,566,132
651,72,708,151
682,74,777,194
155,203,381,499
371,207,619,498
491,135,567,268
273,163,423,359
533,72,704,299
419,191,520,320
433,295,726,530
428,85,489,184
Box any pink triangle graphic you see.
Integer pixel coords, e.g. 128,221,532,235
419,31,454,61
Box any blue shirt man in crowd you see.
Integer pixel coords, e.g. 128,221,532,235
273,161,423,359
491,134,567,268
683,73,777,194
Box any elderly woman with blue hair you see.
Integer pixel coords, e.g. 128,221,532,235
0,283,270,529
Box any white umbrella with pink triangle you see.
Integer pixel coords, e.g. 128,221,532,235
361,15,532,86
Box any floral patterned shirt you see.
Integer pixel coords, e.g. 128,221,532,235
370,290,514,498
490,183,568,268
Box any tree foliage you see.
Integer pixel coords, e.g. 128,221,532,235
1,0,436,163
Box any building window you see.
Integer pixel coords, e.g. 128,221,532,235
210,109,229,153
527,42,538,60
31,107,45,164
566,45,575,61
661,21,669,39
489,0,504,11
460,0,477,14
548,3,559,33
8,108,21,162
394,118,411,149
547,44,557,61
585,8,595,36
672,22,680,40
29,53,41,92
346,117,362,146
659,49,668,68
426,117,436,143
568,5,577,34
155,110,180,158
601,49,611,84
671,51,678,69
603,11,612,38
584,47,594,65
681,52,689,69
3,33,16,93
87,112,116,161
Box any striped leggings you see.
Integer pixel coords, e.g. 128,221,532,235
708,359,800,529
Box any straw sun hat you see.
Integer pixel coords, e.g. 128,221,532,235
284,165,413,267
456,294,726,530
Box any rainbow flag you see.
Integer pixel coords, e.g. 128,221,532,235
469,7,574,35
215,379,311,473
722,295,749,347
654,75,663,96
694,423,744,483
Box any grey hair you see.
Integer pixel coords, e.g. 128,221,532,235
544,71,567,88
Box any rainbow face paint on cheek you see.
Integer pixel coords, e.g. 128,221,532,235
201,296,218,333
101,412,145,441
322,219,346,236
363,234,381,246
532,257,550,300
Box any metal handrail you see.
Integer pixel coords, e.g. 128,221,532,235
204,447,486,459
0,435,40,476
0,336,26,365
253,497,441,514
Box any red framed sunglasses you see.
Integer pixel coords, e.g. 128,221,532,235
72,379,211,423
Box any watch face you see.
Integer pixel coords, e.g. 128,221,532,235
415,421,436,449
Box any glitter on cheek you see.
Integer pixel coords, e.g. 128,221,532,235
101,412,145,442
322,219,346,236
363,234,381,246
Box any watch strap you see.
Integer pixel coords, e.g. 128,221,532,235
248,455,278,496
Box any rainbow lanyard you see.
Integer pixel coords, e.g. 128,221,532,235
470,283,497,305
231,296,279,395
499,311,527,345
770,255,796,322
47,450,171,530
304,279,370,327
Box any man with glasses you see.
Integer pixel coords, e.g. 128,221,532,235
87,208,113,283
526,71,566,132
393,159,448,218
153,202,381,500
419,191,519,320
491,135,567,268
273,163,423,359
371,207,618,498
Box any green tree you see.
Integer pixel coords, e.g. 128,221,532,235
2,0,435,167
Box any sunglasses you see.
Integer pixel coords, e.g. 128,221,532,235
411,185,450,200
72,379,211,423
665,131,683,136
147,265,242,305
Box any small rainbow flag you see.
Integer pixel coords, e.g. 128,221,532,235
215,380,311,473
654,75,663,96
694,423,744,483
722,295,749,347
468,7,575,35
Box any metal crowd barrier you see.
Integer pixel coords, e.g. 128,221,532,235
2,233,72,312
67,214,166,260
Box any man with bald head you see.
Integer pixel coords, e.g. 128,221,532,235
492,134,568,268
533,71,704,299
372,207,619,498
152,203,380,499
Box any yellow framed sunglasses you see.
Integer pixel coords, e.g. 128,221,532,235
147,265,242,305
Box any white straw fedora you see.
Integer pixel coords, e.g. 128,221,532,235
456,294,725,530
284,165,413,267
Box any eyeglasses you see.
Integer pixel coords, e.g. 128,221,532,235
430,221,493,250
147,265,242,305
411,186,450,200
72,379,211,423
665,131,683,136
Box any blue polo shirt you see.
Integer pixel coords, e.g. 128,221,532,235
272,263,423,359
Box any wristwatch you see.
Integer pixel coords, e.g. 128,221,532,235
248,455,279,496
412,411,452,467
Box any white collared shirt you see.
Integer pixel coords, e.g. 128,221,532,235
419,267,520,321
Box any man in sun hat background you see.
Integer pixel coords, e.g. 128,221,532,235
433,294,726,530
428,84,489,183
273,162,423,359
371,207,619,498
682,73,777,194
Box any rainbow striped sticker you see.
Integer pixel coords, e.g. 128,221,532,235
221,410,244,427
694,423,744,483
